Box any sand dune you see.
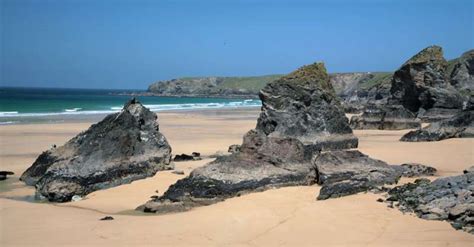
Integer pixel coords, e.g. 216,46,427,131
1,109,473,246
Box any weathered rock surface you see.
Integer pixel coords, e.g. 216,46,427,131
350,105,421,130
137,130,315,213
390,45,463,119
401,110,474,142
398,163,437,177
20,98,173,202
227,144,241,153
313,151,402,200
138,62,359,213
386,168,474,234
448,50,474,93
173,153,201,161
256,62,358,151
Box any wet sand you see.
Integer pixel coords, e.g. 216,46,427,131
1,108,473,246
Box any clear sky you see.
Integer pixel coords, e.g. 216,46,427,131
1,0,473,89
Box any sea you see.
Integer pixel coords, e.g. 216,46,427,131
0,87,261,125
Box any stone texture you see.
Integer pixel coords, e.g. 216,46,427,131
386,168,474,234
312,150,402,200
390,45,463,117
20,98,172,202
256,62,358,151
398,163,437,177
401,110,474,142
448,49,474,93
350,105,421,130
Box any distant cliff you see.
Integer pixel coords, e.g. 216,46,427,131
147,73,392,98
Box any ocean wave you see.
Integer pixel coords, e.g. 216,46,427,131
65,108,82,112
0,100,261,118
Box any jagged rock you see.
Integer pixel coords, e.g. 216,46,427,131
448,50,474,93
0,171,14,180
398,163,437,177
256,62,358,151
20,98,172,202
464,166,474,174
227,144,241,153
390,46,463,118
350,105,421,130
137,130,314,213
312,150,402,200
401,110,474,142
138,62,358,213
386,171,474,234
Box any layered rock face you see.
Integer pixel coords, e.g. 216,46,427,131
386,168,474,234
256,63,358,151
138,62,359,213
400,109,474,142
449,50,474,93
20,99,172,202
350,105,420,130
390,46,463,120
313,151,402,200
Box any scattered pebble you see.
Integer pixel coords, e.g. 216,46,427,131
100,216,114,221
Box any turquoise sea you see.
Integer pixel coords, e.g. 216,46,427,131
0,87,261,124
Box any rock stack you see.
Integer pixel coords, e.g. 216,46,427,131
138,62,362,213
20,98,173,202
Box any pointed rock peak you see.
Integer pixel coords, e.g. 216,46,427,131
403,45,445,65
122,97,153,119
276,62,334,93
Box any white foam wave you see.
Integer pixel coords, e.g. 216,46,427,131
65,108,82,112
0,100,261,118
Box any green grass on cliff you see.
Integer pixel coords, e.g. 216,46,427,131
359,72,392,89
216,75,284,92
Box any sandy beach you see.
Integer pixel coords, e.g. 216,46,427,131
1,108,473,246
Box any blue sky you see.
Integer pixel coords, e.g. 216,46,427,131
1,0,473,89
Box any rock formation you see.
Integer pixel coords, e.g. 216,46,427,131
448,49,474,93
350,105,421,130
20,98,173,202
256,62,358,151
138,62,359,213
390,45,463,121
400,109,474,142
313,150,402,200
386,168,474,234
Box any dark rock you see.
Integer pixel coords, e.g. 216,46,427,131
0,171,14,180
390,45,463,116
138,130,314,213
227,144,241,153
173,154,195,162
313,150,402,200
377,198,384,202
20,98,172,202
464,166,474,174
191,152,201,158
138,62,358,213
448,50,474,93
171,170,185,175
350,105,421,130
401,110,474,142
398,163,437,177
256,62,358,151
386,171,474,234
100,216,114,221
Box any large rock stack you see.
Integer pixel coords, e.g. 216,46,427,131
138,62,362,213
350,45,469,130
21,98,173,202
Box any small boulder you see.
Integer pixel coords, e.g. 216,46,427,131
228,144,241,154
398,163,437,177
0,171,14,180
100,216,114,221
